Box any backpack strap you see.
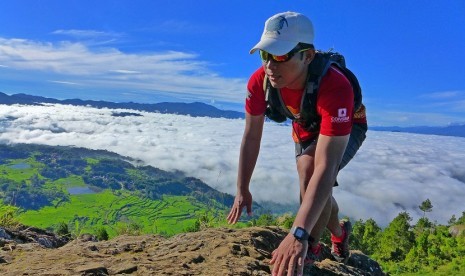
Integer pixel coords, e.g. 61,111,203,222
261,54,330,129
300,52,363,131
299,52,333,131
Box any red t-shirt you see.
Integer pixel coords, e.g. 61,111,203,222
245,66,365,142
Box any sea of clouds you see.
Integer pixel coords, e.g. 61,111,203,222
1,104,464,227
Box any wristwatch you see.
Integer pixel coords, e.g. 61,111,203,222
290,226,309,241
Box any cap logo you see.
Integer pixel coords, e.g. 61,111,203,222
265,16,288,35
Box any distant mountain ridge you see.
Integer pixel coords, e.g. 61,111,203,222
3,91,465,138
0,92,244,119
371,125,465,138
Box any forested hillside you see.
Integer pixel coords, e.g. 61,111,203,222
350,211,465,275
254,203,465,275
0,143,235,236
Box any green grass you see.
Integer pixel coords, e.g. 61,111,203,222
15,190,222,238
395,270,465,276
0,157,43,182
84,157,99,172
51,175,87,188
0,204,21,227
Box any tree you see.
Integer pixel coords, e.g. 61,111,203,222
247,213,277,227
363,218,382,255
374,212,415,262
419,199,433,218
351,218,381,256
96,227,109,241
351,219,365,251
456,211,465,225
448,215,457,226
276,213,295,229
29,174,45,188
56,221,71,238
414,217,433,233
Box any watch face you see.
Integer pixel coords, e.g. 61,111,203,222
296,228,305,237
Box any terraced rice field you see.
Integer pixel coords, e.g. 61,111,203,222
16,190,217,237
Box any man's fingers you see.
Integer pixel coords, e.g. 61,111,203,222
278,256,289,276
271,253,290,276
246,202,252,215
226,206,236,221
234,206,243,222
226,205,243,224
271,253,283,275
227,208,236,224
295,256,304,276
270,249,277,264
287,255,296,276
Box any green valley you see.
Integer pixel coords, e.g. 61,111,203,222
0,143,235,237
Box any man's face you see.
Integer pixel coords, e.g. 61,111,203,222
262,49,314,90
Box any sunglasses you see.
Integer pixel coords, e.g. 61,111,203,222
260,47,311,63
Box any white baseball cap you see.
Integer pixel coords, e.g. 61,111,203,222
250,11,314,55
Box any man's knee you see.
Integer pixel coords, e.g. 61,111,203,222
297,155,314,179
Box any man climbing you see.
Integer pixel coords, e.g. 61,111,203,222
227,11,367,276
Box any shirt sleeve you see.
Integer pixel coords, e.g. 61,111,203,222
245,67,267,115
317,66,354,136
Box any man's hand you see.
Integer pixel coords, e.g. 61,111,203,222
270,234,308,276
227,190,253,224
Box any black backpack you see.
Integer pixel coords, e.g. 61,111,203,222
264,51,362,132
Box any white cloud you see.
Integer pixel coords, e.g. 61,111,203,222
52,29,120,39
422,90,462,99
418,89,465,114
48,80,80,85
1,104,465,227
108,70,141,74
0,37,246,103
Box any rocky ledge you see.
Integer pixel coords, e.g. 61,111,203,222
0,226,384,275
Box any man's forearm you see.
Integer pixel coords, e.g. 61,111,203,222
236,137,261,192
292,134,349,232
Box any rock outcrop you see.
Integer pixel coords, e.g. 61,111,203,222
0,226,384,275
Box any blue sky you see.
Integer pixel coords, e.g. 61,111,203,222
0,0,464,127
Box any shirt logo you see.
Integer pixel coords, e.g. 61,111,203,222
331,108,350,123
338,108,347,117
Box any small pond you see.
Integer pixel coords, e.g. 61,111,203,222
67,186,97,195
9,163,31,169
